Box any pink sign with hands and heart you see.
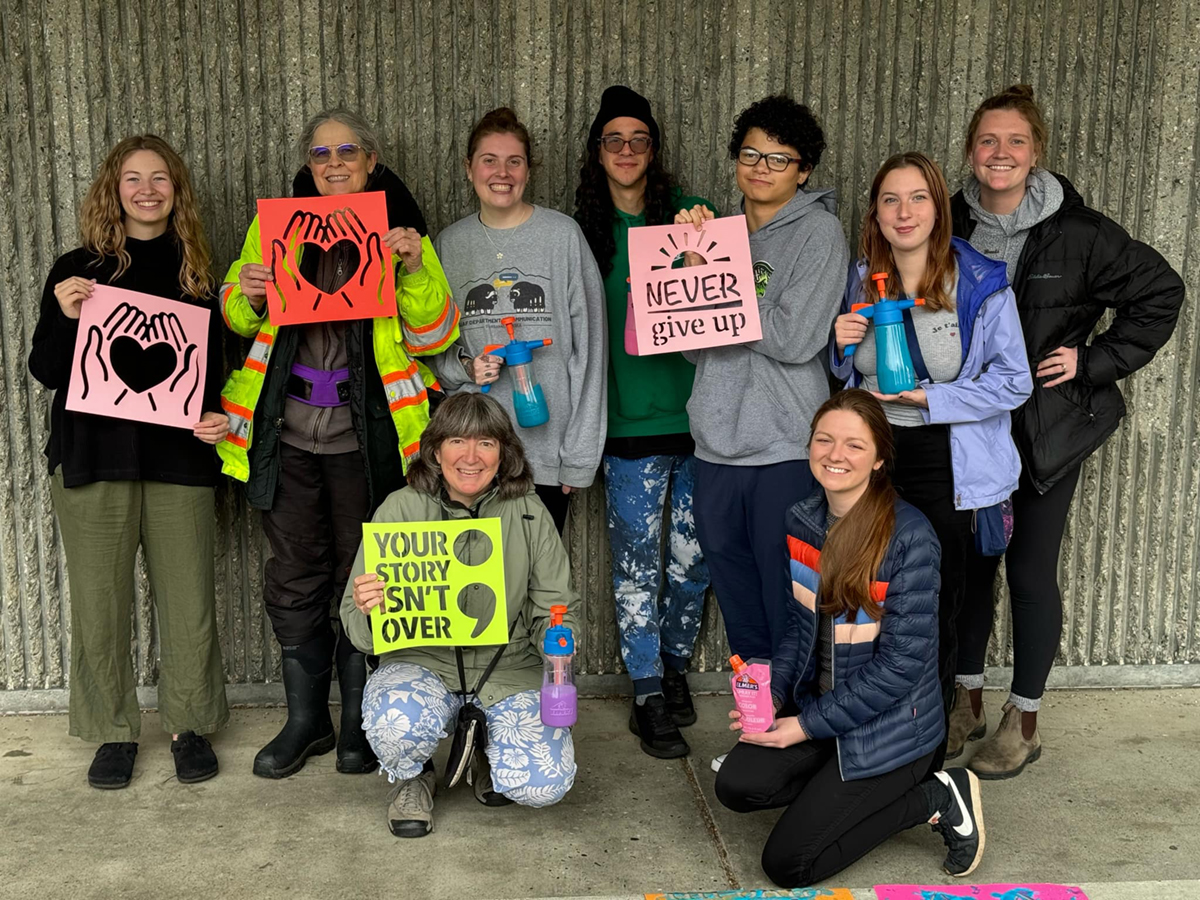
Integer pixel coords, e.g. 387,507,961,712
257,190,397,326
66,284,210,430
626,214,761,355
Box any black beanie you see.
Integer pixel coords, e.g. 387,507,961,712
588,85,660,148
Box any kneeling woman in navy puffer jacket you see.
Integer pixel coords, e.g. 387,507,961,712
715,389,986,887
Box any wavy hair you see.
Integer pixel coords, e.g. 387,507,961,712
810,390,896,623
574,137,678,278
858,152,955,312
406,393,535,501
79,135,214,298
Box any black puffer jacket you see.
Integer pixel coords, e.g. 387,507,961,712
245,164,429,511
951,173,1184,493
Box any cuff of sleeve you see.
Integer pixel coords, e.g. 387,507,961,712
558,465,597,489
54,311,80,337
920,384,944,424
400,265,433,289
1077,343,1113,387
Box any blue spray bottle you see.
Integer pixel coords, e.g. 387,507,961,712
481,316,552,427
844,272,926,394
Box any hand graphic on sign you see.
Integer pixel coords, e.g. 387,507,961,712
270,208,387,315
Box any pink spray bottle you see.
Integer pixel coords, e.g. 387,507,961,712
730,654,775,734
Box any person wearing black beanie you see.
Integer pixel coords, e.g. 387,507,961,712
575,86,715,761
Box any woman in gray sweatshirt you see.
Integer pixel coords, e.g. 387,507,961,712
432,108,607,533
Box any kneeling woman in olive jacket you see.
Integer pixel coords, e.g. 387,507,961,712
715,390,986,887
341,393,578,837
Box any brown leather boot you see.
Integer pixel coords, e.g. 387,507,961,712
968,702,1041,780
946,684,986,760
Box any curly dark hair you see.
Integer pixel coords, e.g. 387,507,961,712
727,95,827,173
406,394,534,501
574,142,679,278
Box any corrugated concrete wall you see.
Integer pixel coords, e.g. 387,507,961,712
1,0,1197,697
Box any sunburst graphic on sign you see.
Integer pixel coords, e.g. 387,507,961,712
650,229,733,270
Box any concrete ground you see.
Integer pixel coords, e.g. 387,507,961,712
1,689,1197,900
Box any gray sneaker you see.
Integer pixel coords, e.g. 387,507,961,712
387,760,437,837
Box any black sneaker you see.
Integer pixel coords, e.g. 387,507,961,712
88,742,138,790
926,768,986,877
661,667,697,727
628,695,690,759
172,732,219,784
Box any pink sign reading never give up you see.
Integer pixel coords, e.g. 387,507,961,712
65,284,210,430
627,214,761,355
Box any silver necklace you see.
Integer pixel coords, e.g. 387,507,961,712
479,208,531,260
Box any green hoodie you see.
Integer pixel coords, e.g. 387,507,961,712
603,192,715,441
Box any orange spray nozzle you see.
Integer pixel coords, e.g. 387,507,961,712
913,298,926,306
729,654,747,673
870,272,889,300
550,604,567,627
500,316,517,341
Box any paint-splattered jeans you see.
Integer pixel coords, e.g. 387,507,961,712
362,662,575,808
603,454,709,688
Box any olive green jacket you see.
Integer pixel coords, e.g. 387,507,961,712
340,484,578,706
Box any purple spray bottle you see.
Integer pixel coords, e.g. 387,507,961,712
540,604,577,727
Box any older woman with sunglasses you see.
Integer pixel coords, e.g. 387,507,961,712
217,108,459,780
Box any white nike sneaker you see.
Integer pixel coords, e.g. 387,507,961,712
928,768,985,877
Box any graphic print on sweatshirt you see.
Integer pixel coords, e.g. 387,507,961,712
455,268,555,349
753,260,774,298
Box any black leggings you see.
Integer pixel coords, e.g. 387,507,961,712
958,465,1081,702
891,424,972,765
716,739,935,887
534,483,571,534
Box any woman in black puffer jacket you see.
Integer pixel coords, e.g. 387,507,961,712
947,85,1184,779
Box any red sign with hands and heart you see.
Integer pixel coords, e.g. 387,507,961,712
256,190,397,325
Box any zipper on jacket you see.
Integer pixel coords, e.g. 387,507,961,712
831,615,845,780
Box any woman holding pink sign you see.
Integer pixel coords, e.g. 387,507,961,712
29,135,229,789
216,108,459,781
715,390,986,886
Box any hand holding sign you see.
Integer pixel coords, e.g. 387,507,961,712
627,214,762,355
257,191,396,326
66,284,210,430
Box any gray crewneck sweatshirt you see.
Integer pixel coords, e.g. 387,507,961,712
685,188,849,465
432,206,607,488
962,168,1063,281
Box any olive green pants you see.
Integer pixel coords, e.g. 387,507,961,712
51,473,229,742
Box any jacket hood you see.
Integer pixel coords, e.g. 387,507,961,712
743,185,839,233
961,167,1066,237
291,163,429,236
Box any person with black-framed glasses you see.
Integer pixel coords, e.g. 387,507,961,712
573,85,716,760
674,95,849,771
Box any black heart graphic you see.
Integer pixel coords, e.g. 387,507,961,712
302,240,362,294
109,336,178,394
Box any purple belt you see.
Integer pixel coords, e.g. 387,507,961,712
287,364,351,407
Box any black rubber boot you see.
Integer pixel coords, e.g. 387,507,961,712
335,629,378,774
253,632,336,779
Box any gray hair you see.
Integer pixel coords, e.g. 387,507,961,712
296,108,384,165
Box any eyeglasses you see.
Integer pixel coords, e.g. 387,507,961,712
599,135,653,155
737,147,804,172
308,143,366,165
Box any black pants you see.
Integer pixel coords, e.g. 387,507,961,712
716,739,934,887
891,424,972,769
959,465,1081,702
262,444,373,646
694,459,816,660
534,483,571,535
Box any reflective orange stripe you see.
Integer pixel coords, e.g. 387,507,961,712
220,284,236,329
405,296,453,334
382,361,420,384
222,398,253,420
388,389,428,412
255,332,274,346
224,433,249,449
404,306,460,352
246,358,267,373
402,441,421,459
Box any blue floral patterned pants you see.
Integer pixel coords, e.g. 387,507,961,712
603,454,709,687
361,662,575,808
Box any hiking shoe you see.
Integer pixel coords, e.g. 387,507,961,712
926,768,986,877
88,742,138,790
946,684,987,760
387,760,437,838
968,702,1041,780
628,695,690,759
171,732,218,784
470,748,513,807
662,667,698,727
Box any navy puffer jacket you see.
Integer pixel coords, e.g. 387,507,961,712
772,487,945,781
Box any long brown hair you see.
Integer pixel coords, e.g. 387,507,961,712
811,390,897,622
858,152,954,312
406,394,535,501
79,135,214,299
963,84,1048,165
